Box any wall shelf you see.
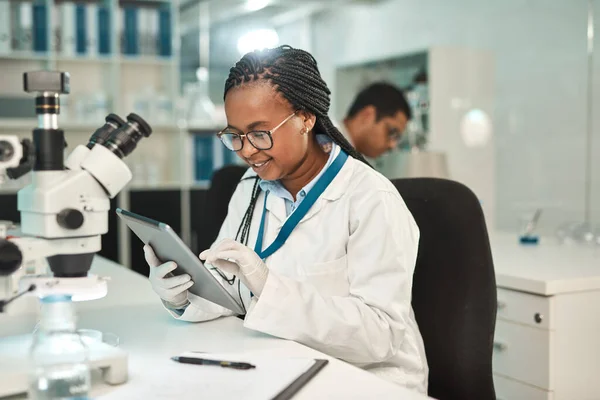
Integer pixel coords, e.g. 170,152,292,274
0,52,49,61
0,119,181,133
188,125,221,133
0,119,37,132
126,180,210,191
56,55,116,64
61,122,112,131
119,55,174,66
0,0,180,122
0,188,20,195
118,0,170,6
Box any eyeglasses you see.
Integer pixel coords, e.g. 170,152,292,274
217,111,297,152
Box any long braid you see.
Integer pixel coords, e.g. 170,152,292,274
224,45,368,246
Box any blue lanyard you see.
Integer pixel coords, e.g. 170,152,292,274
254,150,349,259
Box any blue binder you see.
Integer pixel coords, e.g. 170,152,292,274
75,4,87,54
32,2,47,52
194,135,215,181
123,6,138,55
158,5,171,57
98,5,110,55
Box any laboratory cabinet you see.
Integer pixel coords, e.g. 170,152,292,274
491,234,600,400
189,188,210,255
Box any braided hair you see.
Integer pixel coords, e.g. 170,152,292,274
224,45,370,247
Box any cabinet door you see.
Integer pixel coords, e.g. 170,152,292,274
191,165,247,254
493,320,552,390
0,193,19,224
497,287,553,329
494,374,553,400
129,190,182,277
189,188,209,255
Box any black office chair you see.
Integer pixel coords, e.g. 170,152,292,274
392,178,497,400
195,164,247,253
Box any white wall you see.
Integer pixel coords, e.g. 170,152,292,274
591,1,600,231
310,0,591,234
277,17,312,53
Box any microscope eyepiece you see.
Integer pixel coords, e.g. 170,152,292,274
103,113,152,159
107,113,126,127
87,113,126,149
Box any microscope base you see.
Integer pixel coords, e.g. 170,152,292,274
19,274,109,302
0,333,128,398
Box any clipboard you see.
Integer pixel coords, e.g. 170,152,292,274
272,359,329,400
98,353,329,400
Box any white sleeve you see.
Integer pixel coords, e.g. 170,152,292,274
243,189,420,364
165,172,256,322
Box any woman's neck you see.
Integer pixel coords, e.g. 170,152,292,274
281,139,329,200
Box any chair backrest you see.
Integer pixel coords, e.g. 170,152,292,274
392,178,497,400
196,165,247,252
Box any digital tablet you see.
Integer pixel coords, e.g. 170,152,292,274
116,208,245,315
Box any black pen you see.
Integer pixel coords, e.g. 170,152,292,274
171,356,256,370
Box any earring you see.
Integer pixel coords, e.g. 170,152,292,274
303,128,309,135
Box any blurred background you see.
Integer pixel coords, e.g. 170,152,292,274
0,0,598,267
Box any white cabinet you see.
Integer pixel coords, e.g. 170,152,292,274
494,316,552,391
492,234,600,400
494,374,553,400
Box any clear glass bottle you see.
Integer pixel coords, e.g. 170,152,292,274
28,295,91,400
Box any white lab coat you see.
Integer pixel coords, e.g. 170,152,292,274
165,154,429,393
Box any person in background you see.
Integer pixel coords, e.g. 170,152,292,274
143,45,428,394
340,82,412,158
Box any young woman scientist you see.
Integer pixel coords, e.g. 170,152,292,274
143,46,428,393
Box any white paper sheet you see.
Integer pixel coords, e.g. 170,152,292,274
98,352,316,400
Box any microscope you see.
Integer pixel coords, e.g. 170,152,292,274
0,70,152,397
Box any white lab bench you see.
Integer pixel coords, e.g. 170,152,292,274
0,257,433,400
490,233,600,400
4,233,598,400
